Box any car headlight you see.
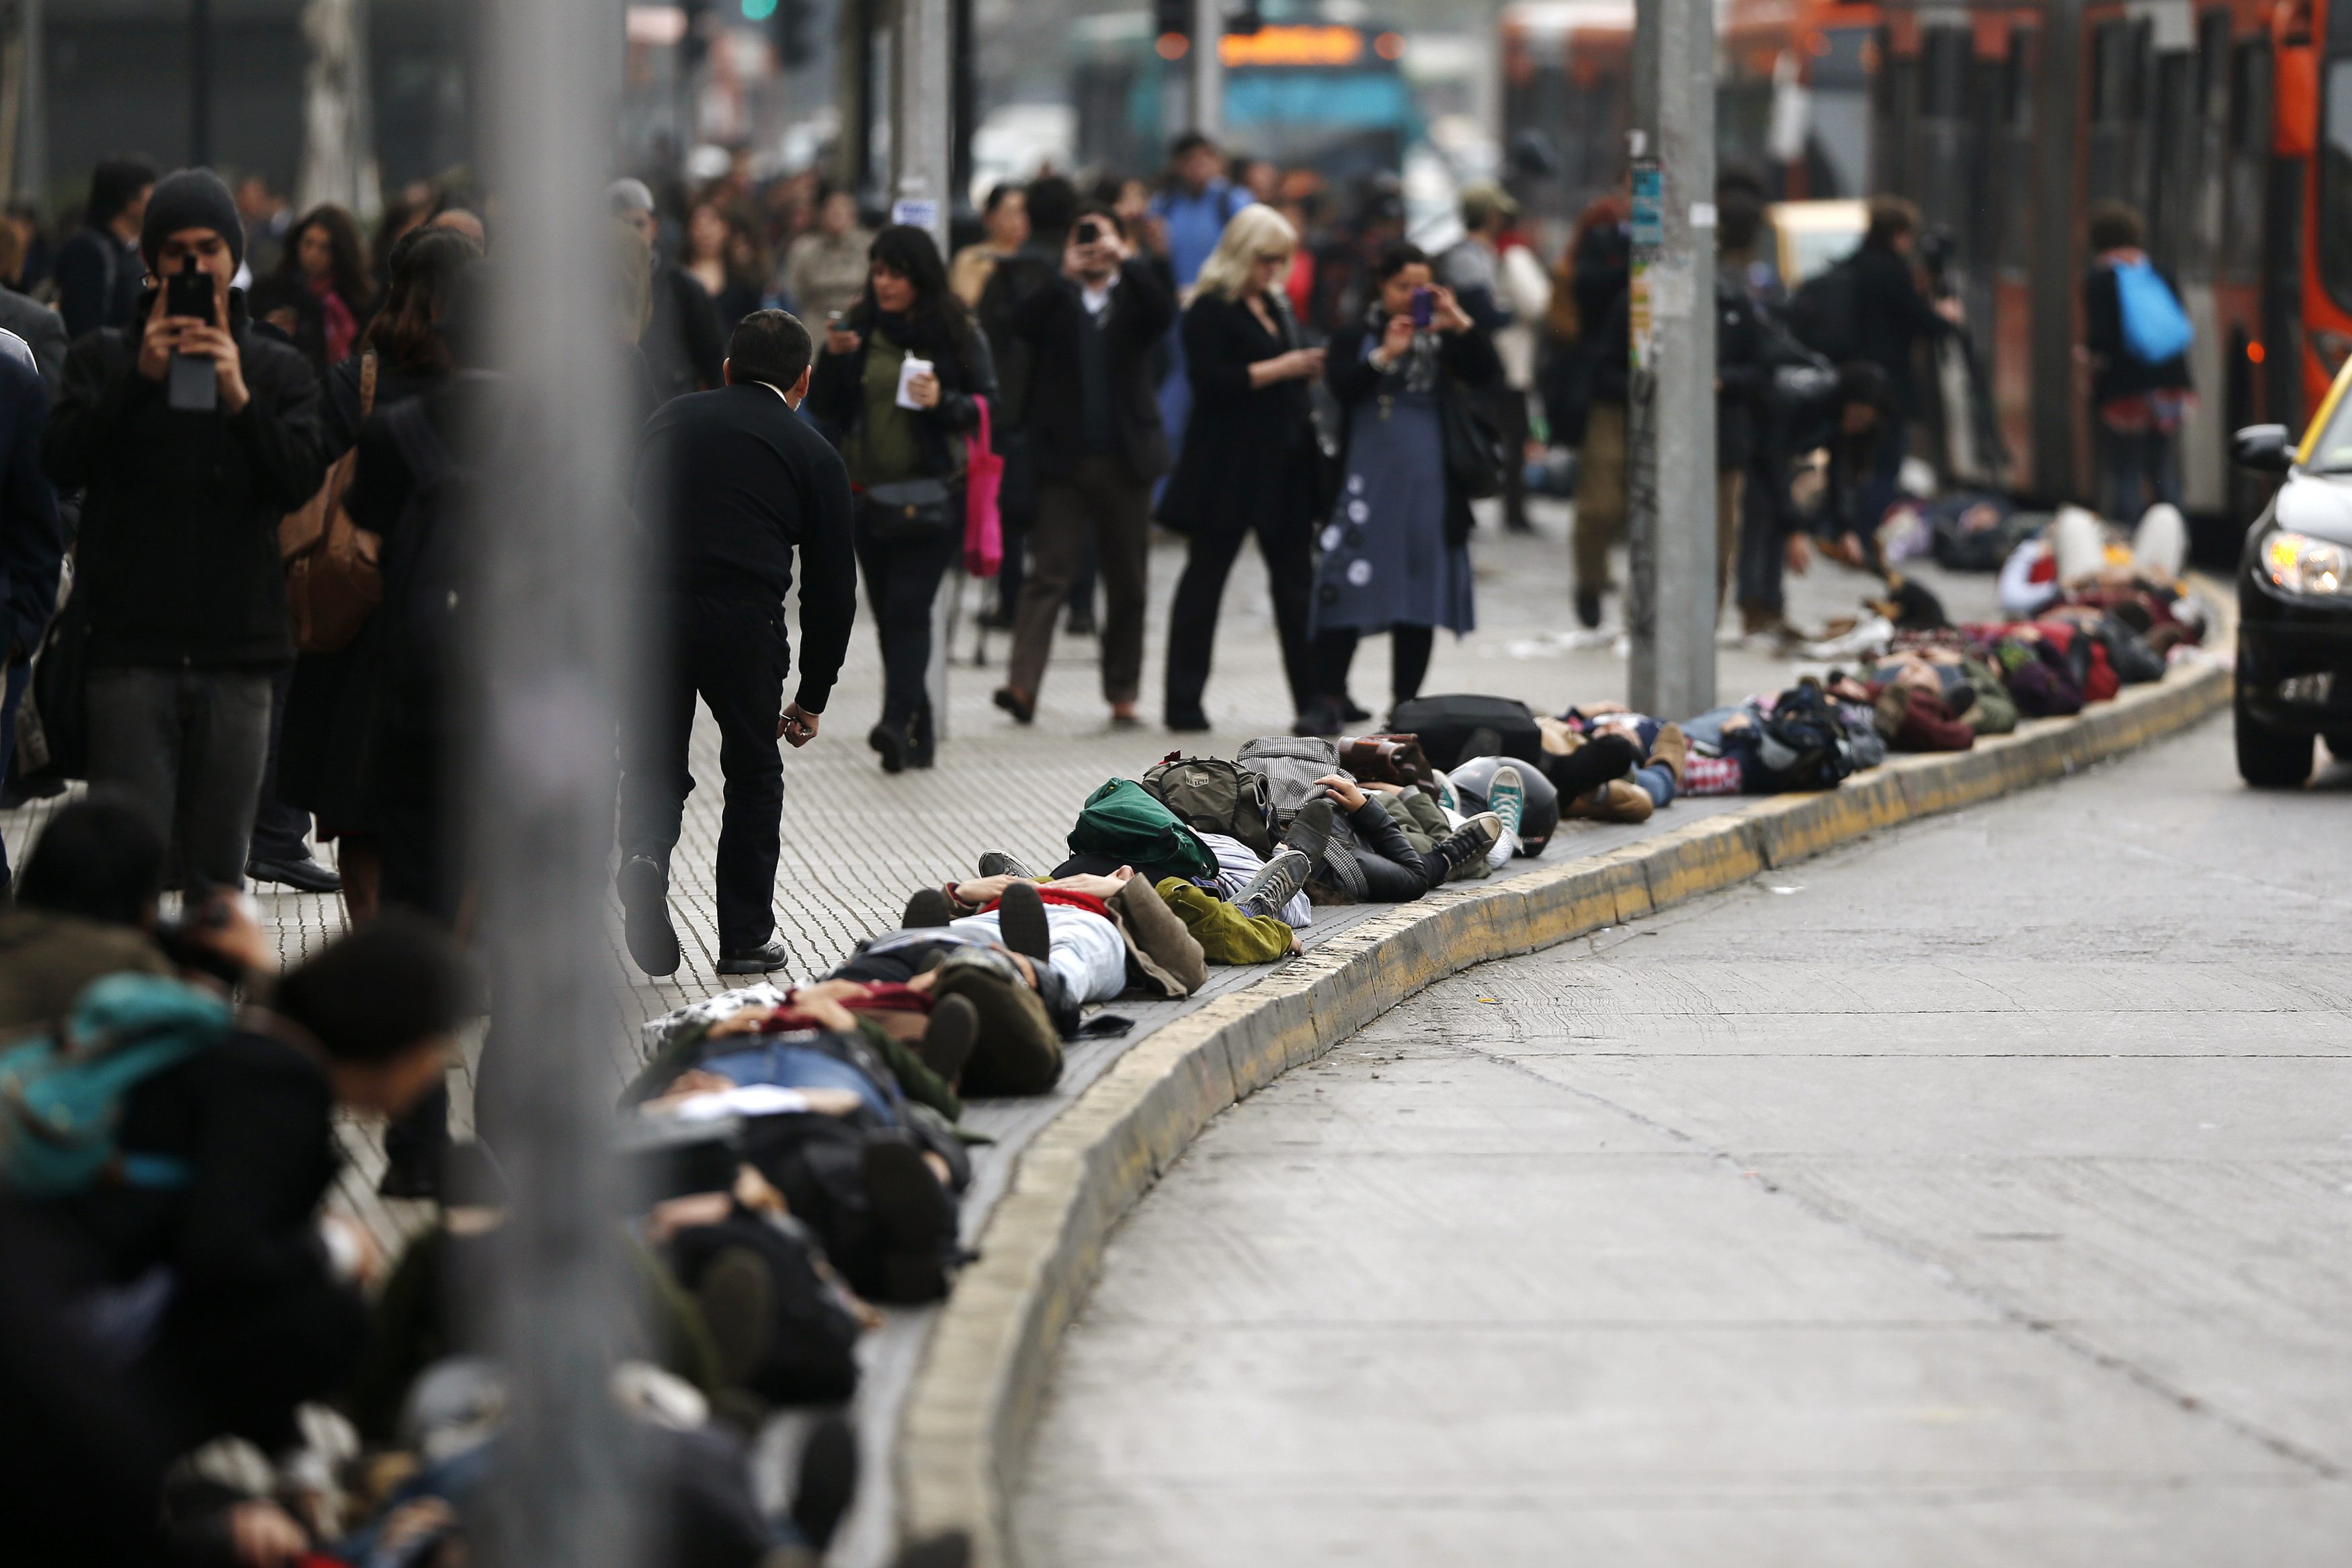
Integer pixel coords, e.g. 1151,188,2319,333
2262,530,2352,595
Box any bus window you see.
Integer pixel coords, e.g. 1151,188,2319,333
2322,58,2352,310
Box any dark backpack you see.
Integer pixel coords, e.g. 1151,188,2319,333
1747,680,1856,793
1141,754,1277,858
1788,255,1863,365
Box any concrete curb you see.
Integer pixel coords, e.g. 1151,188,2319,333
894,658,2232,1565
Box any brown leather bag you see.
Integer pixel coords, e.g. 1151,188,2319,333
280,351,382,653
1340,734,1437,791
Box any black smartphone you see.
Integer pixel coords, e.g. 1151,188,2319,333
165,257,218,412
1074,218,1103,246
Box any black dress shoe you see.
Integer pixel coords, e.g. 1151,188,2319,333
618,855,681,977
1575,589,1603,629
1164,703,1211,733
248,855,343,895
991,686,1035,725
870,720,907,773
1064,605,1097,636
716,938,789,975
1339,697,1373,725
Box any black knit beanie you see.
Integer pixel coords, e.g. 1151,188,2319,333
139,169,245,273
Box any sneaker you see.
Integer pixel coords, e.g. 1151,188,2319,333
991,686,1036,725
919,993,980,1083
1279,796,1335,871
247,855,343,895
1574,589,1603,629
617,855,681,976
1649,722,1689,787
995,878,1052,961
976,849,1037,879
1429,812,1503,882
902,887,957,928
1236,847,1311,920
1485,765,1526,843
716,938,789,975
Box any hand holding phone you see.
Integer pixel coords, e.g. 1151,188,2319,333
1409,287,1435,329
162,257,228,412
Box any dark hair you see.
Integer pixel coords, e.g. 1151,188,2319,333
1716,189,1764,254
1024,175,1080,245
13,789,166,928
360,225,479,373
1171,130,1218,162
272,912,474,1066
1716,165,1768,204
1073,202,1126,241
982,182,1021,216
279,204,372,313
245,273,329,378
1864,196,1921,250
2087,200,2144,253
1836,360,1892,409
858,224,964,332
85,158,157,230
1370,241,1431,286
728,308,814,392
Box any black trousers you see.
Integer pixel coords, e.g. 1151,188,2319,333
248,664,314,864
618,595,788,953
853,523,958,728
1346,796,1443,901
1483,384,1531,529
1313,625,1435,711
1165,517,1316,717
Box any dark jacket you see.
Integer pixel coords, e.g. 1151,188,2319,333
2085,260,2193,405
44,288,327,668
1851,241,1950,410
1157,289,1322,539
634,382,859,713
0,288,69,394
1006,259,1175,484
1326,318,1504,548
1587,282,1799,470
807,306,999,484
53,227,143,344
0,353,60,660
642,261,728,407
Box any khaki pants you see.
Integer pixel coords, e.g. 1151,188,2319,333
1572,400,1626,593
1716,468,1742,613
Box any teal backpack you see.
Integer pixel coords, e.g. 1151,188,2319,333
0,972,233,1197
1067,777,1219,882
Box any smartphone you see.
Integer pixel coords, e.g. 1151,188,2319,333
165,257,219,412
1075,218,1104,246
1409,287,1435,329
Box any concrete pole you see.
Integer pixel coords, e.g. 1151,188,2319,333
1625,0,1715,717
888,0,955,725
470,0,639,1561
1189,0,1222,138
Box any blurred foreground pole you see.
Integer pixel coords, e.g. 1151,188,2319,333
1626,0,1715,717
1189,0,1222,137
890,0,950,247
474,0,638,1565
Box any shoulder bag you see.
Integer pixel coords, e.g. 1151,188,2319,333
281,351,383,653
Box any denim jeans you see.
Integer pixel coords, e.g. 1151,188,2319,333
698,1042,898,1123
86,666,273,889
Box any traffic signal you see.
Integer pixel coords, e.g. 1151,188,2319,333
1154,0,1189,46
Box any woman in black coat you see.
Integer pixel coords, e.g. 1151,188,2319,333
807,225,998,771
1159,205,1328,732
275,226,478,923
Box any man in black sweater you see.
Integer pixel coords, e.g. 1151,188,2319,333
44,168,327,890
620,309,857,976
993,205,1174,728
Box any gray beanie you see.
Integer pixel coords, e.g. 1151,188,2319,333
139,169,245,272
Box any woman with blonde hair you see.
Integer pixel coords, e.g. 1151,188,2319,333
1159,204,1327,730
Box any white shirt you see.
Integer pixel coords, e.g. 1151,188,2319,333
1079,272,1119,319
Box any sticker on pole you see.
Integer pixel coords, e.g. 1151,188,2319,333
1629,162,1663,250
891,198,941,233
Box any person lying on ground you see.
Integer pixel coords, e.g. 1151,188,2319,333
1302,773,1502,903
902,862,1209,1004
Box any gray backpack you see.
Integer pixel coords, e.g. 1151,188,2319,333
1140,754,1276,859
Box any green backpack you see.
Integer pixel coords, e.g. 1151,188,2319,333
1067,778,1219,882
0,971,232,1198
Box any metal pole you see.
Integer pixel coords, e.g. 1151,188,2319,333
472,0,639,1563
189,0,212,166
890,0,950,246
1188,0,1221,138
1625,0,1715,717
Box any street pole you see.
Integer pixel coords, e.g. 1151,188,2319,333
1188,0,1221,137
1625,0,1715,717
189,0,212,166
472,0,639,1561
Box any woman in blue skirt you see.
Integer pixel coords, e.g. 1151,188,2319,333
1300,242,1503,735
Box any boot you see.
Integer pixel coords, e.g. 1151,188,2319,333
905,704,937,769
1564,780,1654,824
1427,812,1502,883
1235,848,1311,920
870,716,907,775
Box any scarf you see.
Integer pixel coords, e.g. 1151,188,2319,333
1364,300,1439,394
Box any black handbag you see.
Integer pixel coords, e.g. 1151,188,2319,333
1439,378,1507,501
859,478,956,544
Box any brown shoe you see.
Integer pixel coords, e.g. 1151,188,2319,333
1649,722,1689,787
1564,779,1654,824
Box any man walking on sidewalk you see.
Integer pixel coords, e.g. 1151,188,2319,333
619,308,857,976
993,206,1173,728
44,168,326,891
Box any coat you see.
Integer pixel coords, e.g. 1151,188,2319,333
806,306,999,484
1156,290,1322,539
1005,259,1176,484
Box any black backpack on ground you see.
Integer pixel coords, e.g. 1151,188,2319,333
1747,679,1856,793
1140,754,1277,858
1788,255,1863,365
1387,694,1545,770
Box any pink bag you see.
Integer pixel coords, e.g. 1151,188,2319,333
963,395,1004,578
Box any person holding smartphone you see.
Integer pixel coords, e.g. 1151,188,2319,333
44,168,327,892
1297,242,1501,736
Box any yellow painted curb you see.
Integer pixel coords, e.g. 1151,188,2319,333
895,658,2232,1565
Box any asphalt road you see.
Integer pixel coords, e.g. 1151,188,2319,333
1013,714,2352,1567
